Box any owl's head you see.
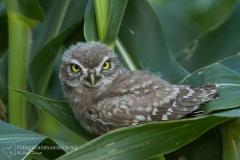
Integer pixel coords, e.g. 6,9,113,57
59,42,122,90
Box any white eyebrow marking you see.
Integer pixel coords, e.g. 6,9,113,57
95,56,112,74
70,59,80,66
70,59,88,74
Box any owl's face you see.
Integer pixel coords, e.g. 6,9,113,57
59,42,122,90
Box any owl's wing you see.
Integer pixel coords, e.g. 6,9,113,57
89,84,219,126
151,84,219,121
89,98,137,126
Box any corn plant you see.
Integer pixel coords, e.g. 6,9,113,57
0,0,240,159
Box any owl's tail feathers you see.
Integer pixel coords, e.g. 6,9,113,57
200,84,220,101
152,84,220,121
182,110,203,118
183,84,220,119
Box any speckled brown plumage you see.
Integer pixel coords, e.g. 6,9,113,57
59,42,219,135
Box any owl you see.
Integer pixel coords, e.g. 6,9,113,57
59,42,219,135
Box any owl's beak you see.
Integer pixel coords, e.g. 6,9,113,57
90,73,95,85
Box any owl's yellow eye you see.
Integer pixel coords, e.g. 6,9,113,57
102,61,110,70
71,64,81,73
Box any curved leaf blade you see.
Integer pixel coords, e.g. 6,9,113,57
179,55,240,86
11,88,96,141
149,0,200,56
84,0,98,42
29,23,80,95
166,129,223,160
17,0,44,23
201,63,240,114
176,2,240,72
5,0,39,127
117,0,189,83
222,119,240,160
5,0,44,28
220,55,240,73
103,0,128,50
93,0,109,41
29,0,88,95
180,63,240,114
0,3,8,59
0,54,8,104
58,116,231,160
0,121,66,160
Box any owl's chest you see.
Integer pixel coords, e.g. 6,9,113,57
69,97,116,134
69,88,109,112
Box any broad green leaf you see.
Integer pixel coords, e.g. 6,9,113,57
5,0,44,28
222,118,240,160
220,55,240,73
0,121,74,160
114,41,136,69
44,46,66,101
179,67,205,86
117,0,189,83
5,0,43,127
215,108,240,118
176,2,240,72
171,0,235,57
12,88,96,141
64,23,85,49
150,155,165,160
0,54,8,104
103,0,128,50
180,63,240,114
17,0,44,24
84,0,98,42
0,2,8,59
0,99,6,121
170,63,240,159
57,116,231,160
94,0,109,41
27,104,39,131
29,23,80,95
29,0,88,95
186,0,237,31
57,108,239,160
204,87,240,114
201,63,240,114
0,1,40,128
201,63,240,85
149,0,200,56
31,0,87,56
165,129,223,160
179,55,240,86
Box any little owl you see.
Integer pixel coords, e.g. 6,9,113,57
59,42,219,135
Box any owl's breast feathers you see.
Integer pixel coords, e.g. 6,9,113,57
85,70,219,129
